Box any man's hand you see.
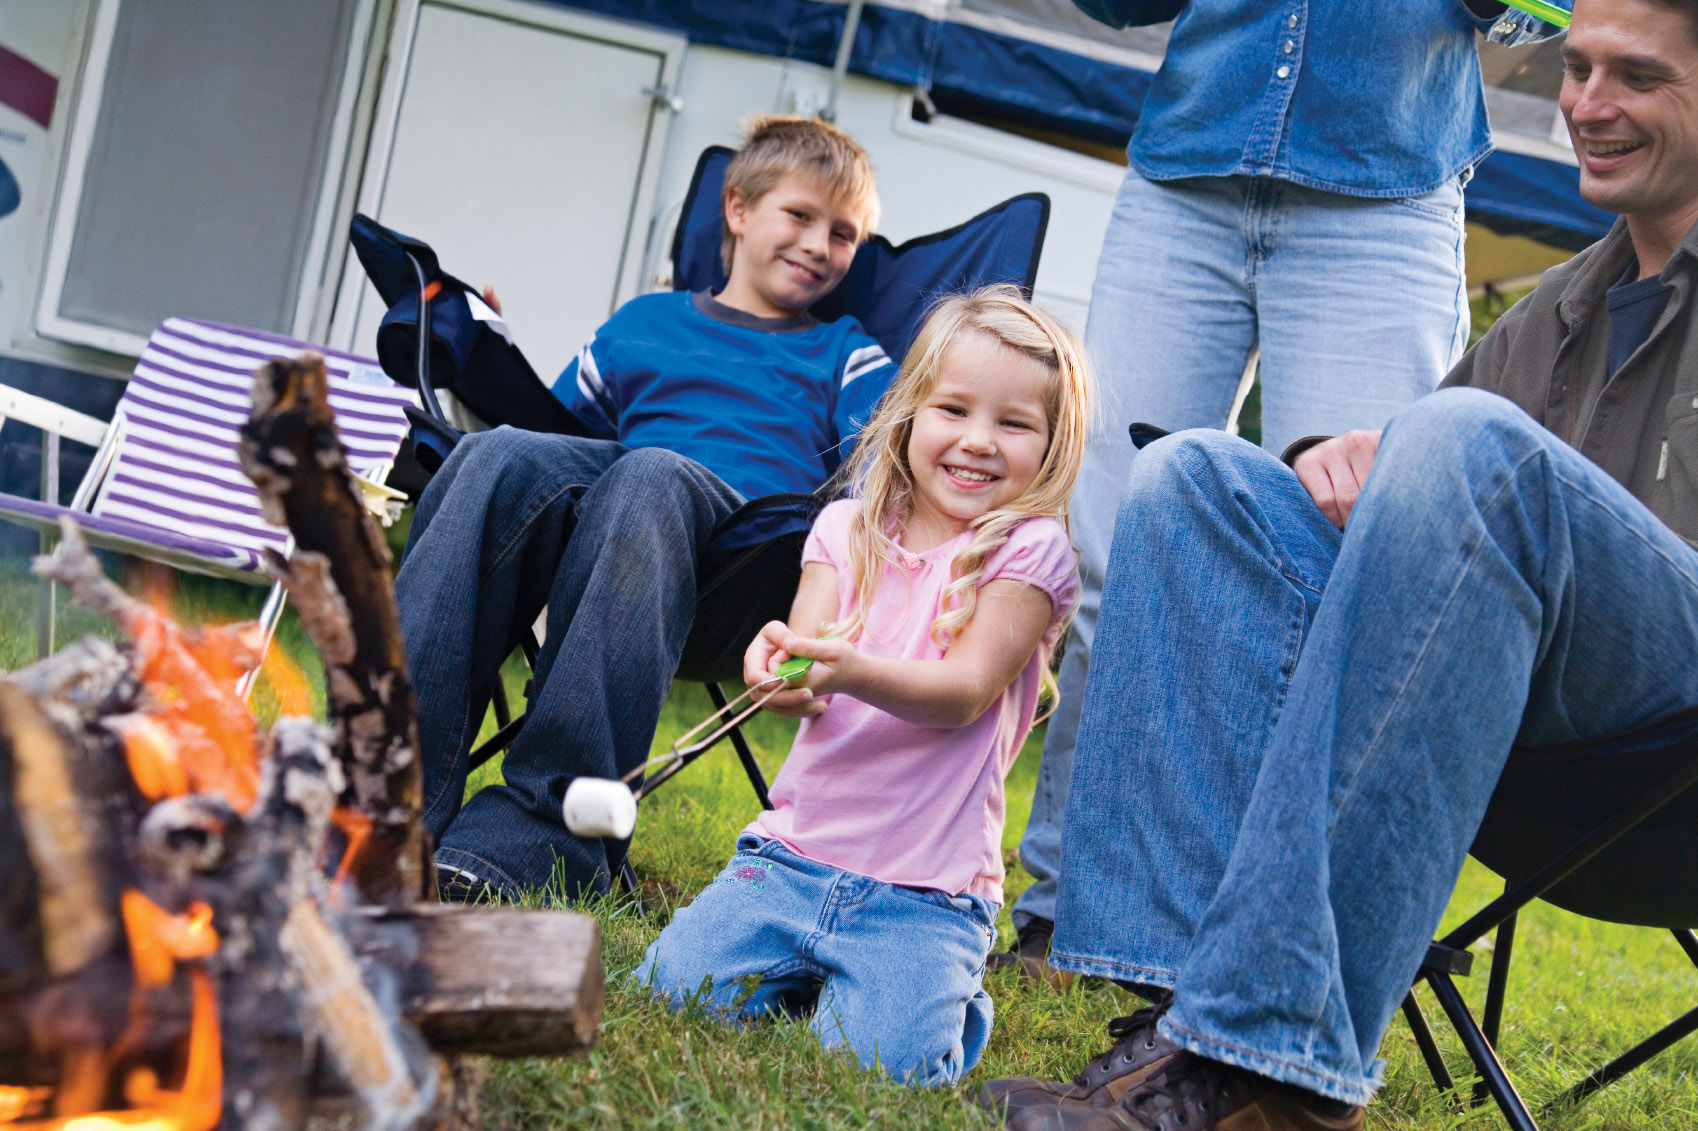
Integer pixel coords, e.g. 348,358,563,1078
1293,430,1381,528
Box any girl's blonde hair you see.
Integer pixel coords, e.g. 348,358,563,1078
832,284,1091,652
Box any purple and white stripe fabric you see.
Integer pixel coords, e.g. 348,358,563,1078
90,318,415,572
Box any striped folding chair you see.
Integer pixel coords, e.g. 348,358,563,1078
0,317,416,672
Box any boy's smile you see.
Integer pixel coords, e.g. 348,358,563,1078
719,173,866,319
904,332,1052,549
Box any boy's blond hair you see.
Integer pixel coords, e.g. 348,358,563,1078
720,114,880,274
831,285,1091,663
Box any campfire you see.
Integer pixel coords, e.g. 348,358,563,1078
0,356,601,1129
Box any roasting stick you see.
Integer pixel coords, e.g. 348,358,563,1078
565,650,823,838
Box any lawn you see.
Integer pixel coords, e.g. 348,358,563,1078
8,554,1698,1130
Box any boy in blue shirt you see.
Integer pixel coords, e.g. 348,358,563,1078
396,116,896,901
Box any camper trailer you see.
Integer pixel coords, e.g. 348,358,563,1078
0,0,1604,490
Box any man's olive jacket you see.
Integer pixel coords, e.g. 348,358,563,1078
1442,215,1698,543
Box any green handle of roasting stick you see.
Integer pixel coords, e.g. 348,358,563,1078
775,635,841,683
1501,0,1570,26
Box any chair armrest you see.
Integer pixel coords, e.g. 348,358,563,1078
0,383,108,447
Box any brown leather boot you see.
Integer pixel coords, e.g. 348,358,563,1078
1005,1051,1364,1131
985,917,1074,988
976,1003,1178,1122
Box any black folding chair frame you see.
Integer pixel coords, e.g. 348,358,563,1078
1403,754,1698,1129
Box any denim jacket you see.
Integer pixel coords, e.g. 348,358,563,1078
1074,0,1558,197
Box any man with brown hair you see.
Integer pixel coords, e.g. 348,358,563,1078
983,0,1698,1126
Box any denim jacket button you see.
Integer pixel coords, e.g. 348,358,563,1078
1277,65,1291,79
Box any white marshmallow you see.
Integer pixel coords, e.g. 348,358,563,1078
563,777,638,839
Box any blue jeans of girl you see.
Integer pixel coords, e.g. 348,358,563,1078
1052,388,1698,1104
635,835,997,1086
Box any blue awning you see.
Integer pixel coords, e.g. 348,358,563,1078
547,0,1605,242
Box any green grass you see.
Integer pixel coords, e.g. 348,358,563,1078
12,559,1698,1130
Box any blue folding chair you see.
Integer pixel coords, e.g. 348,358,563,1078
354,148,1050,816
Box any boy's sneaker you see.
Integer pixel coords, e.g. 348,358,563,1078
977,1003,1177,1120
436,861,488,903
986,916,1069,986
1004,1051,1364,1131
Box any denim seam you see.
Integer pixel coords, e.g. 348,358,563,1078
1327,444,1545,834
1285,445,1545,1061
1162,1014,1372,1104
478,475,585,586
1047,949,1179,988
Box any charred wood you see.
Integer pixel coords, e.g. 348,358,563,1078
242,353,425,906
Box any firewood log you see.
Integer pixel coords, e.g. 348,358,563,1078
241,354,426,907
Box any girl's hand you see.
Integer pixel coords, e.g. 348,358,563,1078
744,621,825,718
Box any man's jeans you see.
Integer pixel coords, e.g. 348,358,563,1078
1015,168,1467,930
635,835,997,1085
396,428,742,898
1050,389,1698,1104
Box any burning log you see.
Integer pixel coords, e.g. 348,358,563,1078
241,354,425,907
0,354,605,1129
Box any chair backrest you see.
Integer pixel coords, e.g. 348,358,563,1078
670,145,1050,364
1470,710,1698,928
97,318,415,571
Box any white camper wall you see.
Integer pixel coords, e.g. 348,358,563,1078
0,2,90,369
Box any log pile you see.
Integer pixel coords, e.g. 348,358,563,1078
0,355,601,1129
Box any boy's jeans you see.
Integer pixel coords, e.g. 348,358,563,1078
396,427,742,898
1051,389,1698,1105
636,835,997,1086
1013,167,1465,931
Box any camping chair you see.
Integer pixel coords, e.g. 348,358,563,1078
0,318,416,684
351,148,1050,816
1401,708,1698,1130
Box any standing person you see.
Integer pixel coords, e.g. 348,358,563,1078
981,0,1698,1126
635,287,1089,1084
398,116,897,902
999,0,1563,979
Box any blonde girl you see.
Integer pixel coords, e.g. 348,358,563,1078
636,285,1090,1085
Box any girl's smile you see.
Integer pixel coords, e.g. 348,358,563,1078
904,331,1053,549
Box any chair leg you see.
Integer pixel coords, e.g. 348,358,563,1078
1426,971,1540,1131
467,712,526,773
492,676,512,729
1553,1003,1698,1112
237,581,290,702
36,432,60,661
705,681,772,810
1544,928,1698,1114
1474,909,1518,1107
1402,990,1456,1093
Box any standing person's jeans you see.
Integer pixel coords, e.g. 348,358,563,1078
1013,167,1468,933
636,835,997,1085
1050,388,1698,1105
397,427,742,898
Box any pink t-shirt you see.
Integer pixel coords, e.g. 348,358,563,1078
744,498,1079,904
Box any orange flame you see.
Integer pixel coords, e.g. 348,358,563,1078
257,644,313,720
330,809,374,890
110,607,262,811
0,1089,49,1123
3,895,224,1130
